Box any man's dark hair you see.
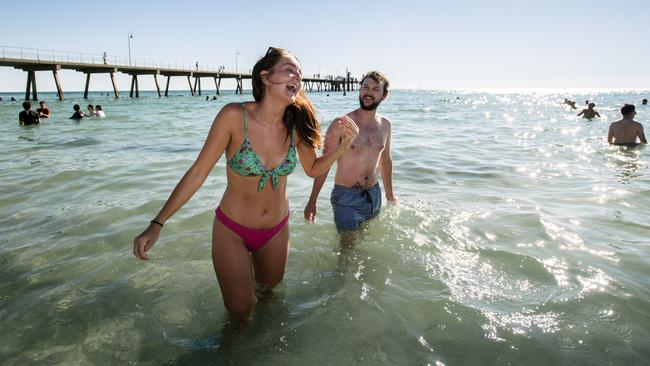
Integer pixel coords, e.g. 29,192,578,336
360,71,390,96
73,104,80,111
22,101,31,110
621,104,635,116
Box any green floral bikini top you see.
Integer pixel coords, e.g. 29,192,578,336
227,104,297,191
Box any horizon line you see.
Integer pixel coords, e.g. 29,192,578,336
1,87,649,94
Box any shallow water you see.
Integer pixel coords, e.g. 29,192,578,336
1,89,649,365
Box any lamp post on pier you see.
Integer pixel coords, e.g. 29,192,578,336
128,31,134,66
235,50,239,74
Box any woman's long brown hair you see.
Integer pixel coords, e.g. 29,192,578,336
251,47,322,149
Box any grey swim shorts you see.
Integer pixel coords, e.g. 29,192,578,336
330,183,382,232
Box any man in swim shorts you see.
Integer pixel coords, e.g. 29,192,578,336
304,71,398,246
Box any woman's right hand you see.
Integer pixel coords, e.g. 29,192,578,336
133,223,161,260
338,116,359,147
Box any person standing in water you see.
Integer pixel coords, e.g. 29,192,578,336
36,101,51,118
608,104,647,146
133,47,359,321
578,103,601,120
18,101,40,125
304,71,397,247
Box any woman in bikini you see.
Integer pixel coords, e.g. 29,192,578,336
133,47,358,320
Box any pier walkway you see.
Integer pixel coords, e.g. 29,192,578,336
0,46,357,101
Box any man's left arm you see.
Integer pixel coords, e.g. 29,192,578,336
379,119,398,202
638,123,647,144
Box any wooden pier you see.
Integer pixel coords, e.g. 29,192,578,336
0,46,357,101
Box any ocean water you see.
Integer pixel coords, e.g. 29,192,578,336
1,89,649,365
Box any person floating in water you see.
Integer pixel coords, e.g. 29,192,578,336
607,104,647,146
577,103,601,120
642,99,648,106
563,98,577,109
304,71,397,247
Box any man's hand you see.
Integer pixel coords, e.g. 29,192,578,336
338,115,359,148
304,200,317,221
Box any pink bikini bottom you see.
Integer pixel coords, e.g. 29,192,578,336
215,207,289,252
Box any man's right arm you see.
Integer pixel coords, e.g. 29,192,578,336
304,172,329,221
304,119,341,221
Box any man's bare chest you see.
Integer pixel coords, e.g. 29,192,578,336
350,124,386,152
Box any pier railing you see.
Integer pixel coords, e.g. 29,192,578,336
1,45,356,100
0,45,240,73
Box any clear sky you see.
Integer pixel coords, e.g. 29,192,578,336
1,0,648,92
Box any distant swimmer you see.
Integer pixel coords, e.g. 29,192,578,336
642,99,648,105
95,105,105,117
19,101,40,126
87,104,97,117
10,97,16,101
607,104,647,146
563,98,577,109
36,101,51,118
70,104,85,119
577,103,601,120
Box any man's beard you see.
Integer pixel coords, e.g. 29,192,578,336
359,95,382,111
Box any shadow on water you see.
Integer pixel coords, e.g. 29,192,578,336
169,288,292,365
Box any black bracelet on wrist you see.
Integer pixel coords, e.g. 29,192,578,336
150,220,164,228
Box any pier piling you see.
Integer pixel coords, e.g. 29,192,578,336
1,46,353,99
